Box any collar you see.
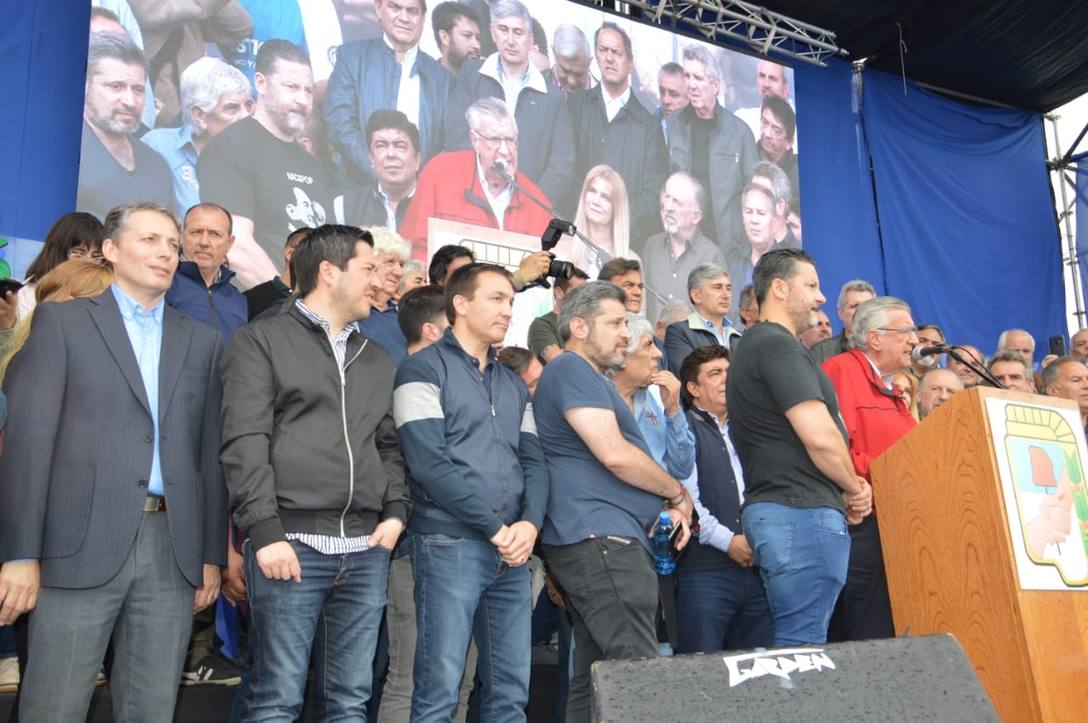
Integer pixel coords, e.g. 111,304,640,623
111,283,164,322
178,259,234,287
383,34,419,73
294,298,360,337
173,124,197,151
377,182,416,205
439,326,497,366
687,311,738,337
475,156,513,204
691,404,728,432
860,350,894,389
849,348,901,397
480,52,548,95
602,83,632,111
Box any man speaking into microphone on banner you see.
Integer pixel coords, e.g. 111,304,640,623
399,97,553,261
821,296,919,641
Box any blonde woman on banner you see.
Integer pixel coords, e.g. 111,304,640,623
556,165,640,278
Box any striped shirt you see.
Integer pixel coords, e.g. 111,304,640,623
285,299,372,555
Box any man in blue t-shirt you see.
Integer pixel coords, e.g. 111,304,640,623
534,280,694,723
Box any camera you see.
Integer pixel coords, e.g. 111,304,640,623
525,218,576,289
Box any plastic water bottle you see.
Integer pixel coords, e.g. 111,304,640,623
652,511,676,575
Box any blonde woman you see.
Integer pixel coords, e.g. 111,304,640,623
0,259,113,384
559,165,639,277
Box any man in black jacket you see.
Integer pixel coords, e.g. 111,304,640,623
566,22,668,239
220,224,409,720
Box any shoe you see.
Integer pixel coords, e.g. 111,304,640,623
181,653,242,686
0,657,18,693
96,667,108,687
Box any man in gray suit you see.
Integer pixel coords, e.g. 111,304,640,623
0,201,227,721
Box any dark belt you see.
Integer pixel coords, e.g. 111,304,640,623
143,495,166,512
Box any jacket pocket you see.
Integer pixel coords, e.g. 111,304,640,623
42,465,95,559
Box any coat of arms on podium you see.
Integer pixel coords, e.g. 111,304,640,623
988,400,1088,589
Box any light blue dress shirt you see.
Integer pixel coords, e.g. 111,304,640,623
693,311,738,346
112,284,165,496
632,386,696,480
681,417,747,553
141,124,199,216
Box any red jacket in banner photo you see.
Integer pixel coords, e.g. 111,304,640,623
822,348,917,485
399,150,555,262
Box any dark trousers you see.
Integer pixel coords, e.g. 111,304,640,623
543,537,659,723
828,513,895,642
675,564,773,653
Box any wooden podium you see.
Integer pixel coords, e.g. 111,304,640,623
871,386,1088,722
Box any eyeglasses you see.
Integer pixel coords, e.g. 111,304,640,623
877,326,918,335
472,130,517,150
68,248,106,263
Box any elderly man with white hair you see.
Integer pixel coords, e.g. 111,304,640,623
143,56,252,216
358,227,413,364
821,296,919,643
611,313,695,481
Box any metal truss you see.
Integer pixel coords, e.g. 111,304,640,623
578,0,846,66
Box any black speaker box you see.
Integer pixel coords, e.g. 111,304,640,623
591,634,998,722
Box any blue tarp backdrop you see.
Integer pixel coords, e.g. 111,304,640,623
0,4,1068,352
1075,154,1088,309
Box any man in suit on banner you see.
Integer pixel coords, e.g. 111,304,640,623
0,202,226,721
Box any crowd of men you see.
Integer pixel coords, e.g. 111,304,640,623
1,193,1084,722
2,1,1085,722
75,0,801,296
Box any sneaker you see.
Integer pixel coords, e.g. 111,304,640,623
181,653,242,686
0,657,19,693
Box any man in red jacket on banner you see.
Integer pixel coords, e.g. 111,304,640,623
821,296,918,642
399,96,553,262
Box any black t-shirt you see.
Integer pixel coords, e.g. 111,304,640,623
689,115,718,244
76,122,173,221
726,321,847,511
198,117,332,272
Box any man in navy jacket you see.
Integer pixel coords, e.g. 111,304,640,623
165,203,248,343
394,263,548,721
324,0,452,184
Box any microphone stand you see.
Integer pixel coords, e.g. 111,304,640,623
945,346,1006,389
493,164,670,307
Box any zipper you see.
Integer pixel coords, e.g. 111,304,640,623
478,359,509,524
206,286,220,335
336,337,368,537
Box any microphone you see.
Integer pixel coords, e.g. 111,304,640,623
491,159,513,180
911,344,948,367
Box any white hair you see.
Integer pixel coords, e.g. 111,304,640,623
552,24,589,61
367,226,412,260
849,296,911,351
180,57,251,133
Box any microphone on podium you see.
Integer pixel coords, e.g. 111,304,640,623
911,344,950,368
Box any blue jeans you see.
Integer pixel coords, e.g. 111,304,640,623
410,533,531,723
742,503,850,647
238,540,390,722
675,565,773,653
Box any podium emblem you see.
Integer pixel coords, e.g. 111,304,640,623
1001,404,1088,587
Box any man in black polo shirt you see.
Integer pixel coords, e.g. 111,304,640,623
199,40,332,288
726,248,872,647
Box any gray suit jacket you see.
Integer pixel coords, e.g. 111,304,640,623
0,290,226,588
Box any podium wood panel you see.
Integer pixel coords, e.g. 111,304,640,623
871,387,1088,723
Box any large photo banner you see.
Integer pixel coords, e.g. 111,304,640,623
75,0,801,319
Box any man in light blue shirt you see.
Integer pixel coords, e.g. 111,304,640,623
610,313,695,481
143,57,253,215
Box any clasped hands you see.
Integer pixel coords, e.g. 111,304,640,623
490,521,538,567
844,477,873,525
